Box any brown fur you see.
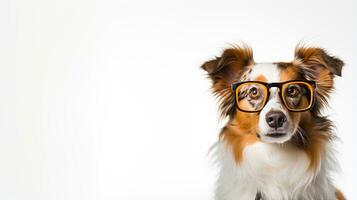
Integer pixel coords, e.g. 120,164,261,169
220,111,260,163
294,45,343,116
200,45,258,163
201,45,254,118
293,46,343,171
278,62,335,170
336,189,346,200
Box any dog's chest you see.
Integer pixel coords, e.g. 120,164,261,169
217,142,315,199
242,142,312,187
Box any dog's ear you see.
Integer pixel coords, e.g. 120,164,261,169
294,45,344,113
295,46,343,77
201,45,254,117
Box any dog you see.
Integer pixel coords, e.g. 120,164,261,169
201,44,345,200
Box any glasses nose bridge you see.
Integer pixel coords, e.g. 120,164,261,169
266,82,282,93
267,82,281,89
265,83,283,104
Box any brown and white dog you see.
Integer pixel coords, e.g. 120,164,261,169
201,44,345,200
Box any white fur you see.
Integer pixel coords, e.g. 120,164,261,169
212,140,338,200
249,63,281,83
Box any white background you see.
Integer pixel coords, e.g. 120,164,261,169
0,0,356,199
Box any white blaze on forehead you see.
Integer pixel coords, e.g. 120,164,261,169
249,63,281,83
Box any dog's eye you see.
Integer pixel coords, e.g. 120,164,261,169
286,85,300,97
249,87,260,99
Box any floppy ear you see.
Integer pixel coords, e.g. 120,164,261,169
295,46,343,77
294,45,344,113
201,45,254,118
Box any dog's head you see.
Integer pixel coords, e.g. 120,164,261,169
201,44,343,144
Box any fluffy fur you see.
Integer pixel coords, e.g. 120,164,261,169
202,44,345,200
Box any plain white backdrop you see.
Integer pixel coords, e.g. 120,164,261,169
0,0,356,199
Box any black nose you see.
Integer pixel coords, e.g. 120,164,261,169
265,111,287,130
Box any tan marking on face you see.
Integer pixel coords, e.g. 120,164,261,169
254,74,268,82
221,111,259,164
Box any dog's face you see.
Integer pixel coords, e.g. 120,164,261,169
242,63,303,143
202,45,343,145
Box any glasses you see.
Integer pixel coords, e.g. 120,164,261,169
232,80,316,112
